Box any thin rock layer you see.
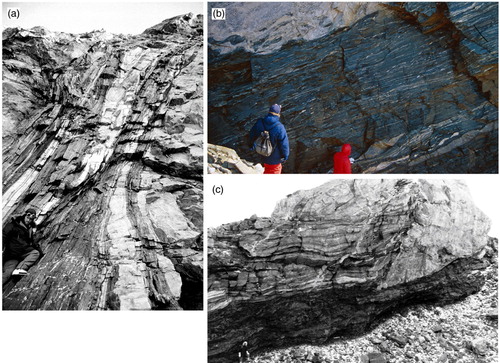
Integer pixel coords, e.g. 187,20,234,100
208,180,492,361
2,13,203,310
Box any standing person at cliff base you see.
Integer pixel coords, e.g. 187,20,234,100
238,341,250,363
249,104,290,174
333,143,352,174
2,208,43,285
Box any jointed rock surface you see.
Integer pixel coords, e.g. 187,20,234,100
208,2,498,173
208,180,493,361
2,13,203,310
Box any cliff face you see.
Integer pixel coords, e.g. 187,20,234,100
208,2,498,173
208,180,492,361
2,13,203,310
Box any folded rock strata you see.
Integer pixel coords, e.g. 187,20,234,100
208,2,498,173
208,179,492,361
2,13,203,310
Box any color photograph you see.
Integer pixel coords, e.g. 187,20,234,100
208,2,498,174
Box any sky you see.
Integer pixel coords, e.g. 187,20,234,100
2,1,203,35
206,175,500,238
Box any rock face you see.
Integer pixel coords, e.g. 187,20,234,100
208,180,492,361
208,2,498,173
2,13,203,310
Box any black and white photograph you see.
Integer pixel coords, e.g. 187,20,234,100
2,2,203,310
207,176,498,363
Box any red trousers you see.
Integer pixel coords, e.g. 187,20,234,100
264,163,282,174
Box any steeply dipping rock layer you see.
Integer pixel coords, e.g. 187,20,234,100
208,2,498,173
208,180,492,361
2,13,203,310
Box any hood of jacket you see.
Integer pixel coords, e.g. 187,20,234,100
341,144,351,156
262,114,281,130
12,215,36,229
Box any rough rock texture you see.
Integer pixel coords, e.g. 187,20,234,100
2,13,203,310
251,238,497,363
208,143,263,174
208,180,492,361
208,2,498,173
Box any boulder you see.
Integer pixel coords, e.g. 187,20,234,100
468,338,490,356
208,143,264,174
208,179,492,361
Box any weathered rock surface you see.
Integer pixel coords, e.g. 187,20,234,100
208,2,498,173
208,143,263,174
252,243,497,363
2,13,203,310
208,180,492,361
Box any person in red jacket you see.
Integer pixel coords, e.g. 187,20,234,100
333,144,352,174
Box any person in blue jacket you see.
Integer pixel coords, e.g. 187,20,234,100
249,104,290,174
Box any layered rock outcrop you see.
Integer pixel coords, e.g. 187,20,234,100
2,13,203,310
208,2,498,173
208,180,492,361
